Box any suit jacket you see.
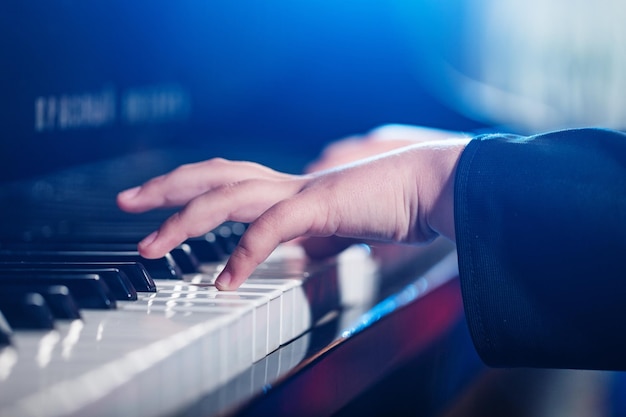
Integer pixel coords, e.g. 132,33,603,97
454,127,626,370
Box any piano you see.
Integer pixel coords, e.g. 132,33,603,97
0,219,471,417
0,132,479,416
0,136,475,417
5,2,613,417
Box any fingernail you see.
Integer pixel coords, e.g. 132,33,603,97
139,231,159,248
215,271,232,291
119,186,141,200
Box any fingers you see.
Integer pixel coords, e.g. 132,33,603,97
213,151,411,290
215,194,323,290
215,152,421,289
117,158,291,213
117,140,465,291
137,177,305,260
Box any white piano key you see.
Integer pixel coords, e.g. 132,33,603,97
243,280,300,344
0,302,237,417
138,288,271,361
0,242,362,417
247,275,342,342
133,293,260,364
237,282,291,348
181,276,289,354
122,301,254,379
144,278,317,356
188,266,340,346
208,292,270,362
336,244,380,307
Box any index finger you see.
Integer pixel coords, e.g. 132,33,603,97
215,195,323,290
137,176,306,260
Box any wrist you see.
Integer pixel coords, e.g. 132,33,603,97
421,139,471,243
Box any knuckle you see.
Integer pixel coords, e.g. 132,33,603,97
215,181,239,200
201,157,228,169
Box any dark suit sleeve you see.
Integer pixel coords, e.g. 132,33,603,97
454,127,626,370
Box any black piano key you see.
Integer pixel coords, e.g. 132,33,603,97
0,241,139,252
20,242,201,274
104,262,156,292
36,285,82,319
0,250,182,280
185,235,227,263
0,261,156,293
0,268,136,301
0,292,55,330
0,273,116,309
170,244,201,274
2,285,81,320
213,225,237,255
0,311,12,346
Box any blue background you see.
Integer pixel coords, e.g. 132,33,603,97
0,0,484,181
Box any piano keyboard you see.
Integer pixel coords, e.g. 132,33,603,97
0,222,382,417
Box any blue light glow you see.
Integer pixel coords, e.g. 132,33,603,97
341,278,426,339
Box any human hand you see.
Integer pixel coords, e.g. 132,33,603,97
117,139,469,290
301,124,468,257
304,124,468,173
